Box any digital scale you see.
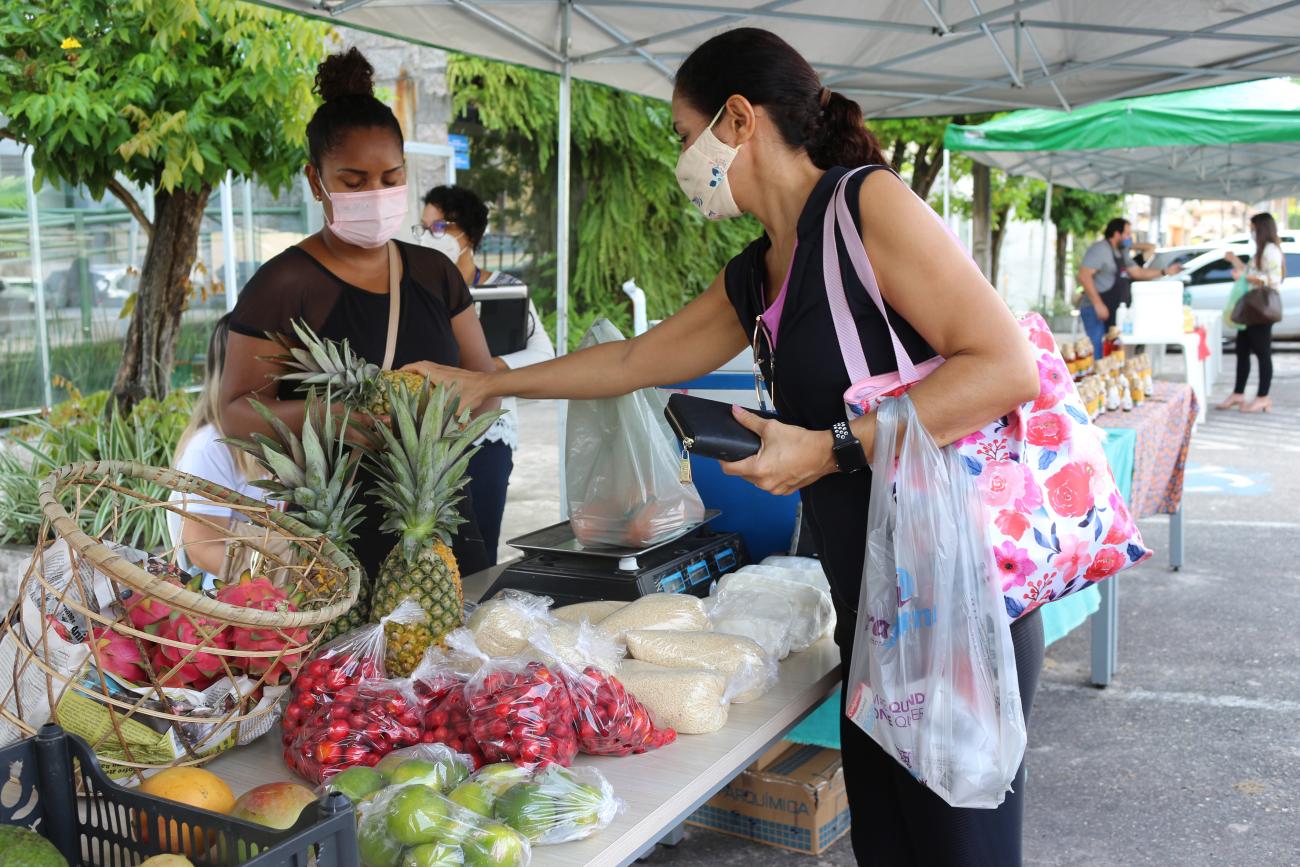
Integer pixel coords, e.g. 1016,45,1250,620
482,511,750,606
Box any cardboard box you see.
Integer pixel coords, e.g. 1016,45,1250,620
686,744,850,855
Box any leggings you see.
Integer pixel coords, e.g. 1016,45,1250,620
838,606,1045,866
467,439,514,567
1233,323,1273,397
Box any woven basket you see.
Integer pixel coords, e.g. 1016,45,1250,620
0,460,360,779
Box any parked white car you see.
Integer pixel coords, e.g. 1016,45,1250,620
1148,243,1300,339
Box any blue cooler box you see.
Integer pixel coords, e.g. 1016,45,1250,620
662,350,799,562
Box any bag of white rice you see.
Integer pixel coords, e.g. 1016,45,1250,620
614,660,729,734
705,587,794,660
720,566,835,652
466,589,555,657
541,620,625,674
623,630,777,703
598,593,708,643
553,600,627,625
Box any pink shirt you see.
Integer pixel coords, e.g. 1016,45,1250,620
761,241,797,347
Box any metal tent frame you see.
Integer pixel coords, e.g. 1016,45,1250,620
256,0,1300,355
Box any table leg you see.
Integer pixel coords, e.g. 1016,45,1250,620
1170,504,1184,571
1090,576,1118,687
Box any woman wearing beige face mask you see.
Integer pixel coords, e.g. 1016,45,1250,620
218,47,499,589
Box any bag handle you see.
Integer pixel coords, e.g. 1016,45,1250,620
381,240,401,371
822,166,923,385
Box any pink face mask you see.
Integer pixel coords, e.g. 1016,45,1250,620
321,184,408,248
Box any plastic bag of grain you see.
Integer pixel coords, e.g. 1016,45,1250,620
598,593,708,644
704,587,795,660
541,620,625,674
467,589,556,657
614,660,730,734
553,600,627,625
718,566,835,651
623,630,777,703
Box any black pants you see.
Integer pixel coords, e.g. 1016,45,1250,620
838,605,1045,866
1233,324,1273,397
468,440,514,567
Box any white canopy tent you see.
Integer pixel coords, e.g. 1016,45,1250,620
255,0,1300,354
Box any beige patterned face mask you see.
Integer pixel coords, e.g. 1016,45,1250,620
675,105,743,220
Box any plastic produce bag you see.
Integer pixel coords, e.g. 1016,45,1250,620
614,660,730,734
467,590,556,658
553,600,627,625
285,676,425,784
717,566,835,652
450,630,579,769
623,630,777,703
845,395,1026,809
532,625,675,756
491,764,624,845
598,593,708,644
542,620,625,676
705,585,795,660
411,646,485,768
355,780,531,867
565,319,706,548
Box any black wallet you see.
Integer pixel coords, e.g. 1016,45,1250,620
664,393,779,463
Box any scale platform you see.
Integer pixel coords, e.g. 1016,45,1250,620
484,514,748,607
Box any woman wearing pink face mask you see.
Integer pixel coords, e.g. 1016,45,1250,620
220,47,499,586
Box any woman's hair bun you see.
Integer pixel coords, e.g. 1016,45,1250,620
314,47,376,103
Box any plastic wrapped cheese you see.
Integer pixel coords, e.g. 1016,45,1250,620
623,630,776,703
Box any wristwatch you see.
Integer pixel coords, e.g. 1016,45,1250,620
831,421,868,474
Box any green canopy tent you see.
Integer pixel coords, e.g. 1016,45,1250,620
944,78,1300,203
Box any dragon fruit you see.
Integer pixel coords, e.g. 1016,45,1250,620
216,573,308,684
152,612,232,690
89,627,149,683
122,565,194,634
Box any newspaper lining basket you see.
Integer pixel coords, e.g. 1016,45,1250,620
0,460,361,780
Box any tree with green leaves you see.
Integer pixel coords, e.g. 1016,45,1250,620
870,116,969,200
1024,186,1124,300
0,0,332,410
448,55,757,347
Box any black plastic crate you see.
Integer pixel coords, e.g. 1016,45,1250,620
0,724,359,866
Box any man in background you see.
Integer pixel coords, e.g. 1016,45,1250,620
1078,218,1182,357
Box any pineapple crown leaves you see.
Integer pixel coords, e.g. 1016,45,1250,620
370,378,503,560
264,320,379,397
221,387,368,549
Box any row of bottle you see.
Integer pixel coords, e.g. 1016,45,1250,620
1077,353,1154,420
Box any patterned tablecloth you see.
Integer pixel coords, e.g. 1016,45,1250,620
1094,380,1199,518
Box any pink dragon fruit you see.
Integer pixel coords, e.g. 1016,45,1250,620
89,627,149,683
123,568,192,634
216,574,308,685
152,612,232,690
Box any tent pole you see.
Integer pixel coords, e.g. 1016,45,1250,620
24,147,54,411
942,147,950,225
1037,178,1053,310
221,172,238,313
556,0,573,520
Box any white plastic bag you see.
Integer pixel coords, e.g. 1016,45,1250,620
565,319,706,548
705,584,795,660
845,395,1026,809
718,566,835,652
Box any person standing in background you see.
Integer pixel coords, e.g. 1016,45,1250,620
1077,218,1182,358
417,185,555,564
1219,212,1284,413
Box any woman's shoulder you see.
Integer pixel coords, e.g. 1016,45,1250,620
230,246,317,337
175,425,239,481
723,236,770,316
398,239,456,283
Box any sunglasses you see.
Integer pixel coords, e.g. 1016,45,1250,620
751,315,776,412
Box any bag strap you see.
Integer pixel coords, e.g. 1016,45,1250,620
381,240,401,371
822,166,921,384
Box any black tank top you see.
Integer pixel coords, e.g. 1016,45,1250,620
723,166,935,610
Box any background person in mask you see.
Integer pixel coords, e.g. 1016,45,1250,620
416,184,555,563
412,28,1044,866
219,47,499,589
1077,217,1182,357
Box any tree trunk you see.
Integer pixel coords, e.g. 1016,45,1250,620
1054,230,1069,302
990,205,1011,289
111,186,210,413
971,163,993,280
911,143,945,201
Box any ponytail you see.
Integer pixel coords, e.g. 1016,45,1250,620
676,28,884,169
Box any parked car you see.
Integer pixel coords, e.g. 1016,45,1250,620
1158,244,1300,339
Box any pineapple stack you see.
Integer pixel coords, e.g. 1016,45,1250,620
269,321,426,416
368,380,500,675
225,387,369,640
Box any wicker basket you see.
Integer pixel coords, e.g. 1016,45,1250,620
0,460,361,779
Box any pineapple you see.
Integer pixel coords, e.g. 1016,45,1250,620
268,320,426,416
367,379,502,675
225,387,370,640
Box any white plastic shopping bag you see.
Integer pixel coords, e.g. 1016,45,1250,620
565,319,705,548
845,394,1026,808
